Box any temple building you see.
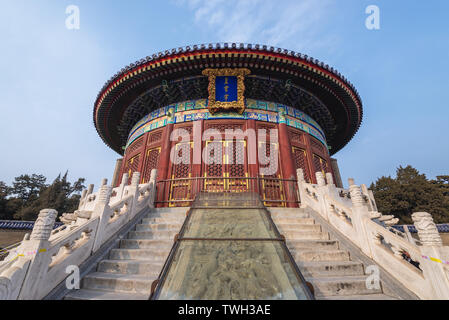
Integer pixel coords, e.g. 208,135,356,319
5,43,447,301
94,43,362,207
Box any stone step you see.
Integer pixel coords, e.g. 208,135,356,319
135,223,181,232
270,210,309,219
64,289,149,300
308,276,383,297
317,293,398,300
142,217,185,224
276,223,321,233
281,230,329,240
82,272,155,294
292,249,350,262
146,209,187,218
298,261,364,277
271,217,315,225
128,230,177,240
286,239,339,250
120,239,173,249
97,259,163,276
110,248,169,261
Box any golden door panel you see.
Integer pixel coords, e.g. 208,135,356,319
226,139,248,192
203,140,248,193
142,147,161,183
258,140,284,207
292,146,311,183
313,154,328,175
169,142,193,207
124,154,141,185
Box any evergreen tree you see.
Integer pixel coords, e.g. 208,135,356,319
433,176,449,197
11,174,47,208
12,172,85,221
0,181,11,220
370,166,449,224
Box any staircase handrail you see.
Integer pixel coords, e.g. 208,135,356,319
296,168,449,300
0,169,158,300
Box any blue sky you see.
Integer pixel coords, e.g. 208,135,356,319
0,0,448,188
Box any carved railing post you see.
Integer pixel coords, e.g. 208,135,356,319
118,173,129,199
360,184,378,212
96,184,112,209
412,212,443,247
315,172,331,221
316,172,326,187
91,181,112,252
296,169,307,208
131,172,140,186
412,212,449,299
324,172,340,199
325,172,334,186
78,189,87,210
129,172,141,217
78,184,94,210
17,209,58,299
348,179,373,257
149,169,158,208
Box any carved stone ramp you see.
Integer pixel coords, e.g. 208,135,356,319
150,192,314,300
270,207,419,300
63,208,186,300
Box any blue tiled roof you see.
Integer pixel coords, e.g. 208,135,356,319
392,224,449,233
0,220,63,230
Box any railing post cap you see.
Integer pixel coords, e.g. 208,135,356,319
325,172,334,185
316,172,326,186
131,172,141,185
412,212,443,246
30,209,58,241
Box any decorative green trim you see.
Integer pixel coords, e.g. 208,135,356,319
125,99,327,150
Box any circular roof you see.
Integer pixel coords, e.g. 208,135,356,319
93,43,363,155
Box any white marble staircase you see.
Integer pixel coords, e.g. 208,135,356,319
270,208,398,300
64,208,186,300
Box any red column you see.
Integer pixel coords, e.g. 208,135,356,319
304,135,317,184
192,120,203,196
278,123,298,208
136,133,148,183
112,158,123,187
116,158,125,186
246,120,259,192
156,122,174,207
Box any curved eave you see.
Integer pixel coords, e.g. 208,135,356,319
93,45,363,155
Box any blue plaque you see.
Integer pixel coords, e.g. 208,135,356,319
215,76,238,102
202,68,251,114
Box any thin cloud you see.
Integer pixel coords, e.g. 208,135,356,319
178,0,334,51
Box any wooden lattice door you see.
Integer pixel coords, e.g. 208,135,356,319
292,146,311,183
258,140,285,207
169,142,193,206
124,154,140,185
203,140,225,193
313,154,328,175
225,139,248,192
203,140,248,193
142,147,161,183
